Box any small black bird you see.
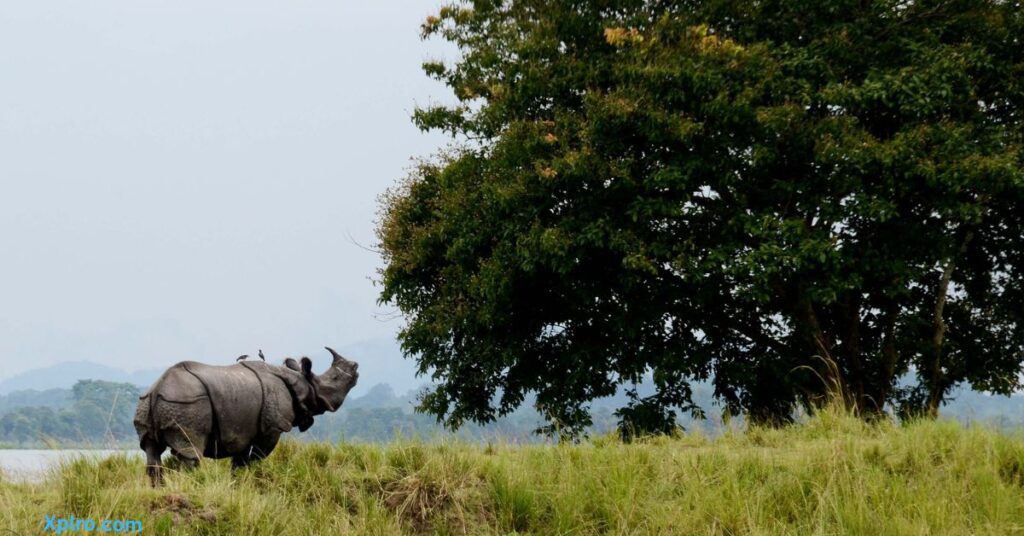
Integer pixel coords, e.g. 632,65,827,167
236,354,249,362
258,349,266,361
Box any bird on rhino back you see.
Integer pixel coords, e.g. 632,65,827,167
134,346,359,486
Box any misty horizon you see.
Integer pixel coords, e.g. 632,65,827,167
0,1,452,384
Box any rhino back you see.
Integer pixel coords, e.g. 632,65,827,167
184,362,265,454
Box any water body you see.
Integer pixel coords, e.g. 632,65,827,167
0,449,139,482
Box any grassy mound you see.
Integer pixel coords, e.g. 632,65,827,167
3,412,1024,534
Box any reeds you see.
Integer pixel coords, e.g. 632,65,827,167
2,409,1024,534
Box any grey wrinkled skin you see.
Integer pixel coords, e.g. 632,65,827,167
134,346,358,486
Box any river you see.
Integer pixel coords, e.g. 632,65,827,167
0,449,140,482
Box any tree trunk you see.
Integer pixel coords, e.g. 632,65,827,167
794,292,840,406
925,230,975,417
841,293,866,414
874,302,900,415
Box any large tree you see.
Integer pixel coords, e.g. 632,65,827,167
378,0,1024,436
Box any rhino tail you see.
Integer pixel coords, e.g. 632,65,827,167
134,389,160,448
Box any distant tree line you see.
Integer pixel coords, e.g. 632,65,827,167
0,379,1020,447
0,380,139,446
0,387,70,415
0,380,720,447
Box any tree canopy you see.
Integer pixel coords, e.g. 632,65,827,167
378,0,1024,437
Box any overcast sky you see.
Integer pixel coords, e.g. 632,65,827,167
0,1,453,381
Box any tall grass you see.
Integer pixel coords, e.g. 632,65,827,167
3,410,1024,534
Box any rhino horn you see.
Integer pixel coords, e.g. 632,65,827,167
325,346,345,365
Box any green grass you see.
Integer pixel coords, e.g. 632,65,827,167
3,411,1024,534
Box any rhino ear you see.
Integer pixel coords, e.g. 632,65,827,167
300,357,314,379
283,358,300,371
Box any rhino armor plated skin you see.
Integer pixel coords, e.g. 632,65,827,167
134,347,358,486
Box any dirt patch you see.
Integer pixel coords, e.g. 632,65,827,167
154,494,194,512
381,475,453,529
149,494,217,526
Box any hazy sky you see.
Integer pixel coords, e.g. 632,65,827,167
0,1,453,381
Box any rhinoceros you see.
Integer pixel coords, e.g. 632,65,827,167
134,347,358,486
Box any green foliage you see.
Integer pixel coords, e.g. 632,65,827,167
378,0,1024,435
4,414,1024,534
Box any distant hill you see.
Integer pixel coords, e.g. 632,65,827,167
0,361,163,395
0,335,423,398
345,383,416,410
336,337,424,395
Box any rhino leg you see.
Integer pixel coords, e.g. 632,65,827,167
143,440,166,487
230,453,250,469
164,426,207,470
232,431,281,469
